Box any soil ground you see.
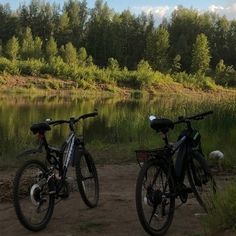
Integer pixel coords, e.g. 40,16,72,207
0,164,234,236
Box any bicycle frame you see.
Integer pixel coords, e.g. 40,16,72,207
157,124,205,191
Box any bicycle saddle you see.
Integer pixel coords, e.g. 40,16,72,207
30,123,51,134
150,118,174,133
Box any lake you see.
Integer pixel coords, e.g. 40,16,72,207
0,93,235,167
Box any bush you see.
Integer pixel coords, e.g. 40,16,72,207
18,59,43,76
172,72,216,90
0,57,19,75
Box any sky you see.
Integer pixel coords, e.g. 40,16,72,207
1,0,236,20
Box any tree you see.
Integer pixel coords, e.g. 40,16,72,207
172,54,181,72
64,0,88,47
215,59,226,75
191,33,211,73
169,7,201,71
78,47,87,66
33,36,42,59
5,36,19,60
20,27,34,59
146,26,170,72
62,42,77,64
45,36,58,60
86,55,94,66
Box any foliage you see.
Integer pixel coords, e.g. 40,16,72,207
5,36,19,60
45,36,58,61
107,57,119,71
0,1,235,75
215,59,236,86
146,26,170,72
204,184,236,235
0,1,236,89
77,47,87,66
62,42,78,65
191,33,211,74
20,27,35,59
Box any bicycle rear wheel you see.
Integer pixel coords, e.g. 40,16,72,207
136,159,175,236
13,160,55,231
75,149,99,208
187,152,216,212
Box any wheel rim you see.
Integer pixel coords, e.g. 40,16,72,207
80,154,97,204
141,164,173,232
17,163,51,226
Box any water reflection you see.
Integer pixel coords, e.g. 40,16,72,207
0,94,236,166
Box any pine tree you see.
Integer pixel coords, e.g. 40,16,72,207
146,27,170,72
5,36,19,60
33,36,42,59
45,36,58,61
20,27,34,59
191,33,211,73
78,47,87,66
63,42,77,64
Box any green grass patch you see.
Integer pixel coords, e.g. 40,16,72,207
203,183,236,235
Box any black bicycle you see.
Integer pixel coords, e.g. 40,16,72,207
13,111,99,231
135,111,216,236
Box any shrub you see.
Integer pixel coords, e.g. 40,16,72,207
18,59,43,76
0,57,19,75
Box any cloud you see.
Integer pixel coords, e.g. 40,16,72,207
208,3,236,19
208,5,224,13
132,5,171,19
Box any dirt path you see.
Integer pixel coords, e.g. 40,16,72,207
0,164,210,236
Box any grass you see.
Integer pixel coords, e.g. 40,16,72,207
203,183,236,235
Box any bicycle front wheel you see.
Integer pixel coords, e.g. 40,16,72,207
136,159,175,236
13,160,55,231
75,149,99,208
187,151,216,212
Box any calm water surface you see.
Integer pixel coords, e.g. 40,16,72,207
0,94,236,166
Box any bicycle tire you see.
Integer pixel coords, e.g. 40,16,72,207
187,152,216,212
13,159,55,231
75,149,99,208
136,159,175,236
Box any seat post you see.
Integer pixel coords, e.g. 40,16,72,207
38,132,49,150
161,132,169,146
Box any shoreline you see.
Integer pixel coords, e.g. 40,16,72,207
1,75,236,99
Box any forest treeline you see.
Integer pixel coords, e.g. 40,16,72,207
0,0,236,89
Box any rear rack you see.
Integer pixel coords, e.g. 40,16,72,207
135,148,169,167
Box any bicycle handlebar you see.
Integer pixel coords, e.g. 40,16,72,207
174,110,213,125
47,111,98,126
186,110,213,120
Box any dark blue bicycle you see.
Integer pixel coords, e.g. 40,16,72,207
135,111,216,236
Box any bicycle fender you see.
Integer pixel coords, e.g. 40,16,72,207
16,148,43,159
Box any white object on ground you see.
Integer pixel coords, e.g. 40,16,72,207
209,150,224,160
